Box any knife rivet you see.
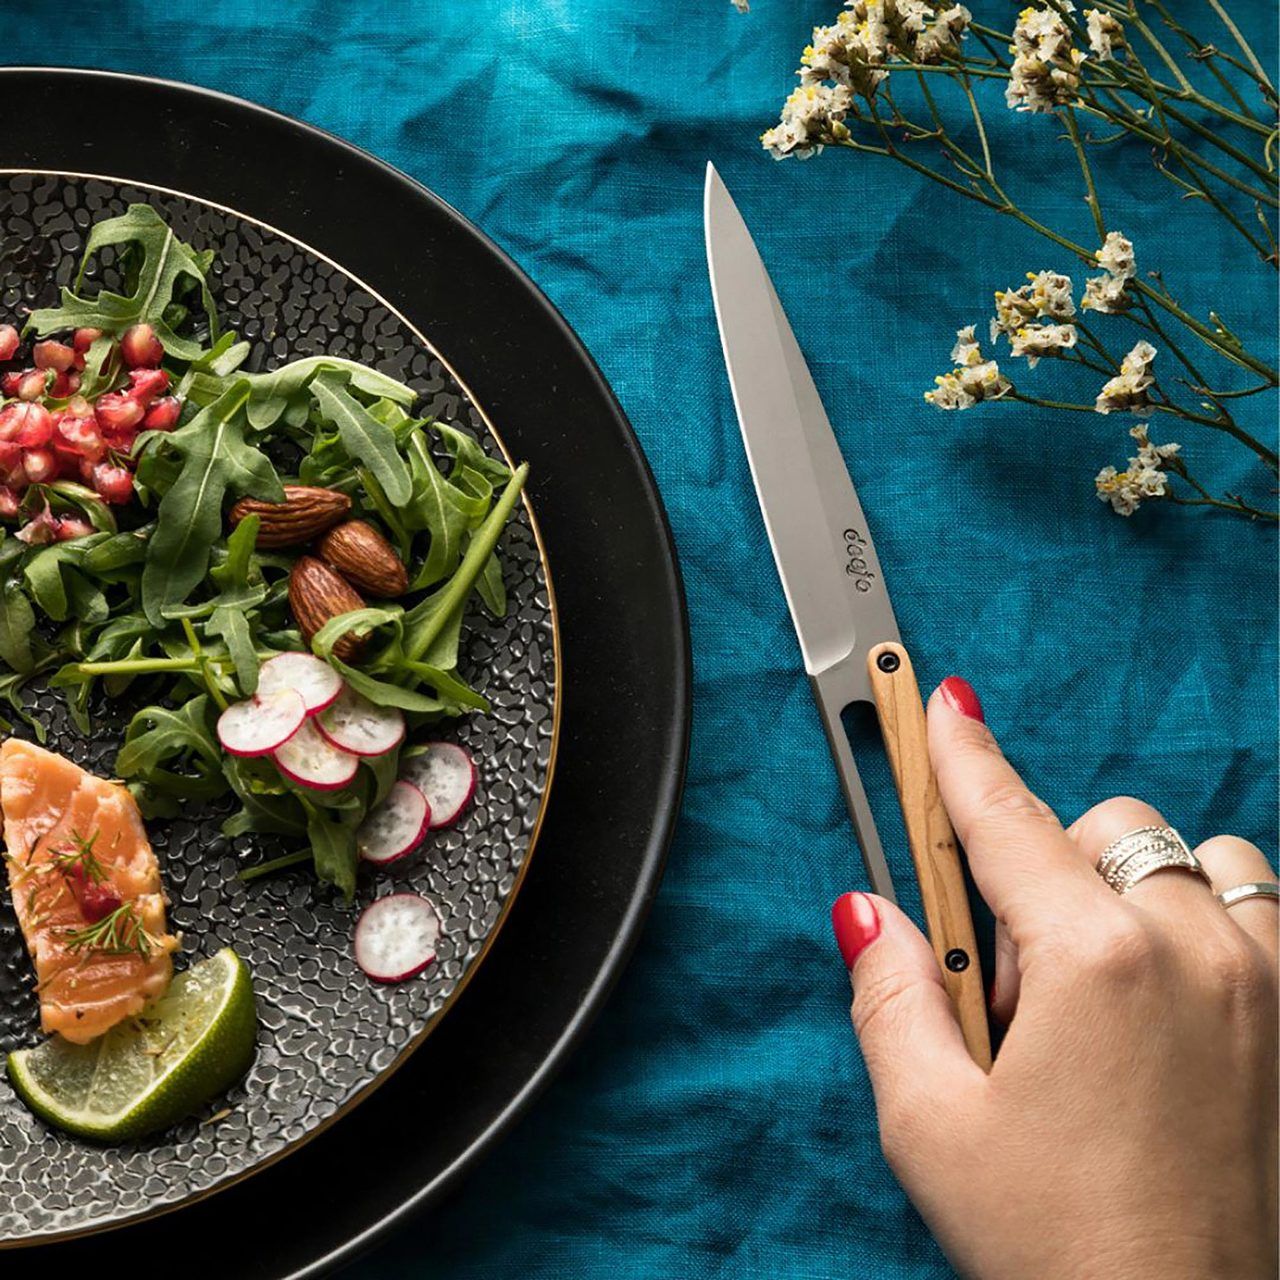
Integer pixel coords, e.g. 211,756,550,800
944,948,969,973
876,651,900,674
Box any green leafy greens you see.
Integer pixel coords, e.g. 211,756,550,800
3,204,528,898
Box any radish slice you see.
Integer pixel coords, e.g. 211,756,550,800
273,719,359,791
217,689,307,758
316,686,406,758
358,781,430,864
353,893,441,982
257,652,343,715
400,742,477,829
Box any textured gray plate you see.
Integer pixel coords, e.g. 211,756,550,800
0,172,558,1243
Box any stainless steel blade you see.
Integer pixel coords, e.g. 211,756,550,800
704,162,901,900
704,163,899,699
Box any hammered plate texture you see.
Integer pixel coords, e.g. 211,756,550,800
0,173,557,1243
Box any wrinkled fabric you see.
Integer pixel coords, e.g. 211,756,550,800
7,3,1276,1277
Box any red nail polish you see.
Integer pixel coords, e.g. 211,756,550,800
831,893,880,969
939,676,984,723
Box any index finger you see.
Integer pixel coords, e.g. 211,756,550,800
926,678,1103,936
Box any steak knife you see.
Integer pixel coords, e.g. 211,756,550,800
704,162,991,1067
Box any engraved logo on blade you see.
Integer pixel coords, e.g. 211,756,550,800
843,528,875,593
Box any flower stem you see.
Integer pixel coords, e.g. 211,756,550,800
1064,108,1107,243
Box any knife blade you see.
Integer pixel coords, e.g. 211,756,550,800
704,162,991,1067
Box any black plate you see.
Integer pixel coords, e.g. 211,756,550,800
1,68,690,1274
0,172,559,1242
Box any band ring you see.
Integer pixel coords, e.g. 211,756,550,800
1096,825,1212,896
1217,881,1280,910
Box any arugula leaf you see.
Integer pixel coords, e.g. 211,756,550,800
309,605,403,661
310,373,412,506
434,423,513,486
331,659,446,713
139,383,283,624
222,756,306,838
0,582,35,674
47,481,117,534
26,204,217,360
208,606,259,695
405,430,475,587
210,514,259,591
304,802,360,900
188,356,415,432
116,696,228,815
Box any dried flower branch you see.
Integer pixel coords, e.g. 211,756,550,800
762,0,1278,521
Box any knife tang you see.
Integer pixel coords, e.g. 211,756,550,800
865,641,992,1068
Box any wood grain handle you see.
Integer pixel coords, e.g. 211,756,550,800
867,641,992,1070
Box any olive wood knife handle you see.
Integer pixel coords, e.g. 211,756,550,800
866,641,992,1070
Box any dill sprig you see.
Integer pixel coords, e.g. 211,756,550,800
63,902,158,959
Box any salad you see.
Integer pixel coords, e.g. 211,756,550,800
0,203,528,903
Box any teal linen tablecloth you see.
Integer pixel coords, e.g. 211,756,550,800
6,3,1276,1276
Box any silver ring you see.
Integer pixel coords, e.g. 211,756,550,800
1096,825,1212,896
1218,881,1280,910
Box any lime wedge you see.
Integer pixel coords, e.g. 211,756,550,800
7,947,256,1142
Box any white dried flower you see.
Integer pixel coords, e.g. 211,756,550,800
1085,8,1124,58
991,269,1075,339
950,323,983,366
1009,321,1077,367
1006,5,1084,113
732,0,749,11
1096,231,1135,280
902,3,973,63
1095,340,1157,414
800,10,889,98
762,84,854,160
925,332,1012,408
1095,423,1180,514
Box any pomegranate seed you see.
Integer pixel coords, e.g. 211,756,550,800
50,370,82,398
126,367,170,407
54,413,106,462
15,369,48,401
5,403,54,448
0,325,19,362
143,396,181,431
94,392,145,436
3,459,29,492
22,447,58,484
120,323,164,368
92,462,135,505
72,327,103,354
33,340,76,373
0,485,18,519
0,440,19,469
63,863,123,922
16,511,58,545
55,516,95,542
0,372,21,396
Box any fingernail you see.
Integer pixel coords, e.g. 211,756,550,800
831,892,880,969
939,676,984,723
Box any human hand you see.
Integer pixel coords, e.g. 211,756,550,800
831,677,1278,1280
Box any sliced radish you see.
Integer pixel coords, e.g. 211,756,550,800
217,689,307,758
400,742,477,829
257,651,343,715
357,781,431,865
353,893,441,982
316,685,406,758
273,719,359,791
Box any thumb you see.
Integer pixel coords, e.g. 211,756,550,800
831,893,981,1138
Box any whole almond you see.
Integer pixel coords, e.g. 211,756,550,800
230,485,351,548
317,520,409,598
288,556,367,662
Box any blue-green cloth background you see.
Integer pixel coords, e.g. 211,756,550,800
6,3,1276,1276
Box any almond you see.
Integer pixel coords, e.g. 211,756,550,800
230,485,351,548
317,520,409,598
288,556,367,662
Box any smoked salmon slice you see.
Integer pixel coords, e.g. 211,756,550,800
0,739,177,1045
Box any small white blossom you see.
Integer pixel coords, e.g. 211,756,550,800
950,323,983,366
991,269,1075,339
1082,231,1136,313
1096,231,1135,280
1085,8,1124,58
925,331,1011,409
1009,321,1077,367
1095,340,1157,414
762,84,854,160
732,0,749,11
800,10,889,98
1006,5,1084,113
1095,424,1180,515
